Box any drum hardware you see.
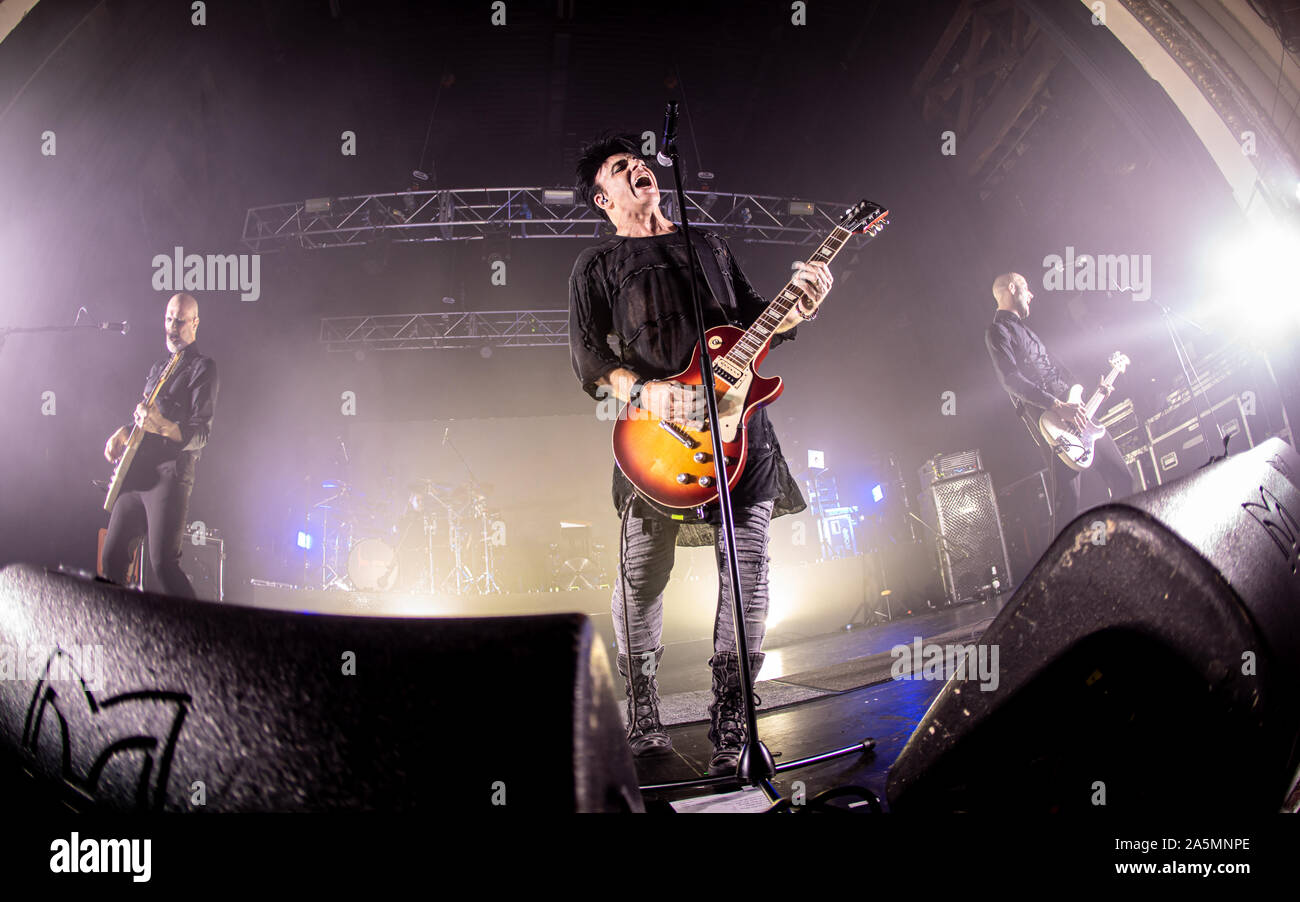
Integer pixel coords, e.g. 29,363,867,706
298,425,510,596
439,422,506,596
308,480,356,591
347,537,399,591
474,503,502,594
548,522,607,591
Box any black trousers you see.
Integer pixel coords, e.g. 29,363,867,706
102,460,197,598
1043,431,1135,532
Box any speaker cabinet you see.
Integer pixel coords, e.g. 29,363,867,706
921,471,1013,603
887,438,1300,813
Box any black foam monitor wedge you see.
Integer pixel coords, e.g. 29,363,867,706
887,438,1300,813
0,572,643,813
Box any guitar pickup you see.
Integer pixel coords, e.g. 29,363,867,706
657,421,700,449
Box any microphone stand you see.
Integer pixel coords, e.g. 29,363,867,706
1152,299,1232,466
0,319,128,353
904,510,974,607
642,105,877,807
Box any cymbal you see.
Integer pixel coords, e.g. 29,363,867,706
449,486,489,506
408,479,454,493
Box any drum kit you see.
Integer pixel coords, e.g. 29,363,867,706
305,475,503,595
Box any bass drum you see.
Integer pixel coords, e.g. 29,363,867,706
348,538,399,591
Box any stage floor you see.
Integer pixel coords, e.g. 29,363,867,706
625,597,1009,811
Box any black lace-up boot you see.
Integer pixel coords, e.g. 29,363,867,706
616,647,672,756
707,651,765,775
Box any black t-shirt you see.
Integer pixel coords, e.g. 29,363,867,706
568,227,805,528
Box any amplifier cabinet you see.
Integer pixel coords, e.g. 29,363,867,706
918,449,982,489
97,525,225,601
1146,396,1253,486
921,471,1012,604
148,532,226,602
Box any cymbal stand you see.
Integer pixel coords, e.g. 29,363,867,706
423,514,438,593
439,500,474,595
311,488,352,591
473,498,502,593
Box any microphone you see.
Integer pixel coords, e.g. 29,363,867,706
79,320,129,333
1051,258,1089,273
656,101,679,167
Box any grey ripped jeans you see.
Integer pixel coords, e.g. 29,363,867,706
611,498,775,662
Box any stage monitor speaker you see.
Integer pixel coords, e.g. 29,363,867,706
921,471,1012,603
887,438,1300,813
0,566,642,812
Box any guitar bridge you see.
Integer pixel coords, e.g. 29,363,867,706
657,420,700,449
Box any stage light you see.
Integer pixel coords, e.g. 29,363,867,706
543,189,575,206
1205,223,1300,341
304,197,332,214
872,484,884,503
788,201,815,216
808,449,825,469
297,531,313,551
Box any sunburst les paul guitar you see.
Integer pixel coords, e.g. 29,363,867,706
1038,351,1130,471
103,349,186,513
611,200,889,517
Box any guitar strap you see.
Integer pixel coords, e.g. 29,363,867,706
686,232,744,328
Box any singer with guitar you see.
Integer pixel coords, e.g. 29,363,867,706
986,272,1133,543
101,293,218,598
569,133,834,774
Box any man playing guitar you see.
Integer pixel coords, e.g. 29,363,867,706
568,133,830,774
985,272,1133,542
102,292,219,598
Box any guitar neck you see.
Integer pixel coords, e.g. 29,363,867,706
104,348,187,513
720,225,856,373
1084,365,1123,418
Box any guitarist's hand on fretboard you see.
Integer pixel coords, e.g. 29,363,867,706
789,261,833,319
104,426,129,464
133,400,181,441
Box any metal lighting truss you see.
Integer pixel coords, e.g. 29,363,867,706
243,186,869,250
320,309,570,351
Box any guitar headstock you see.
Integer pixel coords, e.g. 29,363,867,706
1109,351,1130,373
840,200,889,237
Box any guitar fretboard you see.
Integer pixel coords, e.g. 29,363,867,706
715,226,855,382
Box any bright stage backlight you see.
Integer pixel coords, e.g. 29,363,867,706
1205,223,1300,340
872,484,884,503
